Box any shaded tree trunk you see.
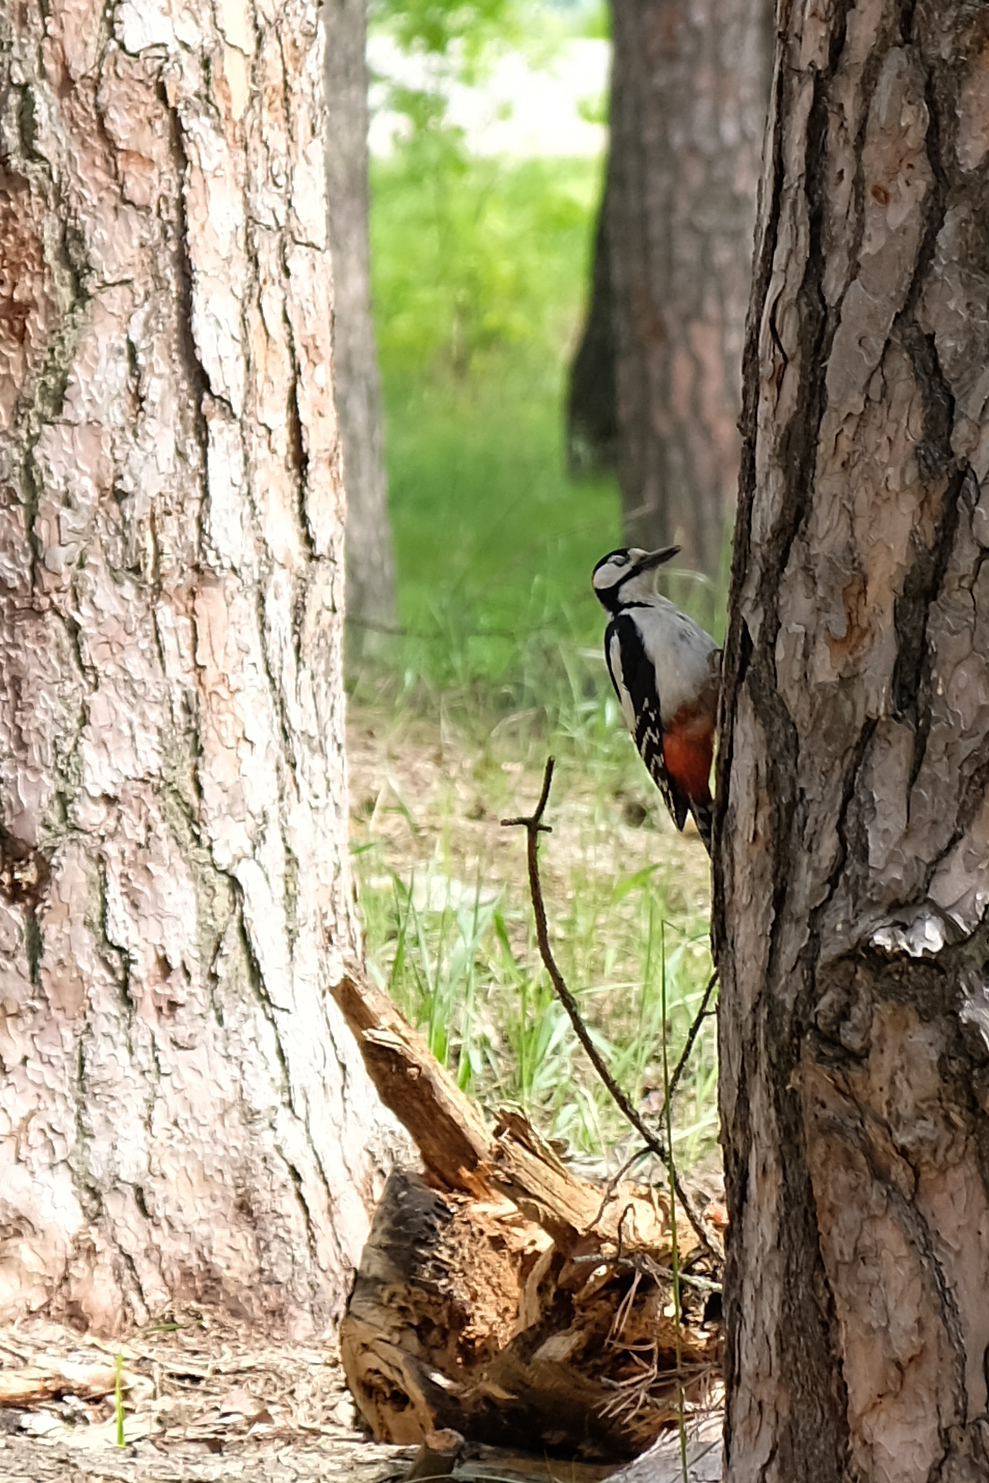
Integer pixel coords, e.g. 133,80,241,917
716,3,989,1479
0,0,399,1334
325,0,396,629
566,161,619,479
582,0,771,576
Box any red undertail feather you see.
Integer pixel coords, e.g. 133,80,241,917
662,704,715,848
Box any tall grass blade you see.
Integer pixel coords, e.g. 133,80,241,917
660,915,689,1483
114,1351,126,1447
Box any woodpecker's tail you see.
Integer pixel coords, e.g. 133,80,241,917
690,798,713,856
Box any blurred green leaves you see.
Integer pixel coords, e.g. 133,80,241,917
371,152,594,379
365,0,619,706
370,0,522,70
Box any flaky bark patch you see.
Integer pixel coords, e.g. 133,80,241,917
0,0,398,1333
716,2,989,1479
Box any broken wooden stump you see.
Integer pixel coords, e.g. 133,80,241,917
333,969,722,1462
405,1428,465,1479
340,1165,719,1460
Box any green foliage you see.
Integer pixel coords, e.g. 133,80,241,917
360,26,720,1170
368,0,526,178
357,844,717,1161
371,153,598,380
575,0,610,38
370,0,519,67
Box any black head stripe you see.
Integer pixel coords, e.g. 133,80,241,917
593,548,631,575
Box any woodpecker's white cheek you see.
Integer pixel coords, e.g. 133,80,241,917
594,558,626,592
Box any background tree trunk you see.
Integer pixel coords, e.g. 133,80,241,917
716,3,989,1478
0,0,399,1335
593,0,771,577
566,161,619,479
324,0,396,629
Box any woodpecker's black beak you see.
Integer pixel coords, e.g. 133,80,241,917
636,545,680,573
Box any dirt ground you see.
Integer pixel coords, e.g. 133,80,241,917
0,1313,397,1483
0,1315,721,1482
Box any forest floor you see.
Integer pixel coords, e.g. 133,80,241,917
347,699,720,1172
0,713,722,1482
0,1314,721,1481
347,706,712,925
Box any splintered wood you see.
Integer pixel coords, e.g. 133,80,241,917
333,971,722,1461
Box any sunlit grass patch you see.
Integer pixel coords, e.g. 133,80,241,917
357,135,721,1176
349,714,716,1167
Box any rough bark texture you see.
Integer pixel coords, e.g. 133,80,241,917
324,0,395,628
715,3,989,1480
0,0,399,1335
605,0,771,575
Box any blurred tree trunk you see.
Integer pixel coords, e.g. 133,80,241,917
715,3,989,1478
566,161,619,479
325,0,396,629
570,0,771,577
0,0,399,1334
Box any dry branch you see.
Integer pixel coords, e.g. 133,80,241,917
331,970,492,1197
501,759,663,1156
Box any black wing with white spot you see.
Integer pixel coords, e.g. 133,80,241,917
604,612,690,830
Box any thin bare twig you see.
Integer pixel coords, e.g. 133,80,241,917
569,1251,721,1293
591,1146,652,1231
655,969,719,1132
502,757,718,1259
592,973,719,1233
503,759,666,1159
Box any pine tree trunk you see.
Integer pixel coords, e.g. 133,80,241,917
0,0,398,1335
566,161,619,478
606,0,771,576
715,3,989,1478
324,0,396,629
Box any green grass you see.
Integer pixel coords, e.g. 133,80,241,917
355,816,717,1163
384,372,619,645
114,1352,126,1447
356,137,720,1171
368,149,617,676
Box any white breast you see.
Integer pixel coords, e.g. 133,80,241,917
630,599,719,719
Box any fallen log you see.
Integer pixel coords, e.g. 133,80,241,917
333,970,722,1461
332,972,695,1254
331,970,492,1197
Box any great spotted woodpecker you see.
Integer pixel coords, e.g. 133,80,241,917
592,545,721,853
